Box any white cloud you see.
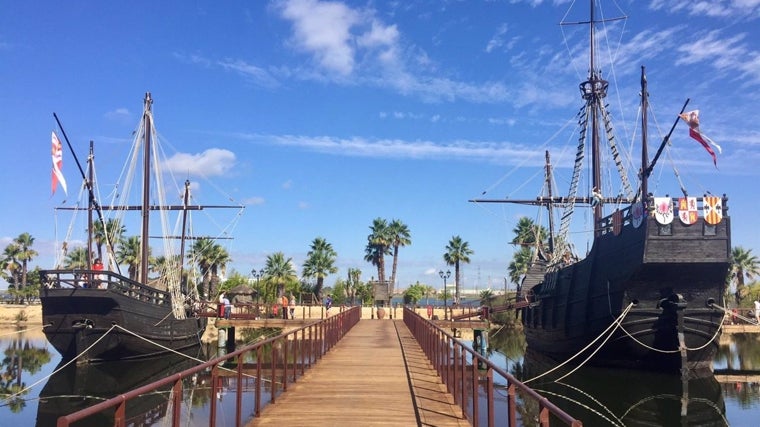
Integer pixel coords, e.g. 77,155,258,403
277,0,360,76
162,148,236,177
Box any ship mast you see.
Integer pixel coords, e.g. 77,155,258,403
140,92,153,285
579,0,606,229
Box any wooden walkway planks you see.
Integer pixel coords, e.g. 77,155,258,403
248,319,469,426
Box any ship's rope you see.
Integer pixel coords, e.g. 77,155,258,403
618,302,727,353
529,388,625,427
0,324,119,405
524,302,634,384
0,323,51,337
111,324,261,381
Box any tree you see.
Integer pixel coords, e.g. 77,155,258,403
14,233,37,292
0,243,22,292
388,219,411,301
511,217,547,248
731,246,760,306
508,247,533,286
301,237,338,301
115,236,143,281
93,219,125,264
62,247,89,270
264,252,297,302
346,268,362,305
364,218,392,285
443,235,473,305
188,238,215,298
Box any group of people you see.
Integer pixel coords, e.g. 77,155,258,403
280,294,296,319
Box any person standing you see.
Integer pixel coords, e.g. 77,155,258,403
281,294,289,320
92,258,105,288
223,294,232,320
754,299,760,324
289,293,296,319
325,295,333,315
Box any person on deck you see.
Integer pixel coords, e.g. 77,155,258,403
754,299,760,324
93,258,105,288
289,293,296,319
325,295,333,315
223,295,232,320
281,294,289,320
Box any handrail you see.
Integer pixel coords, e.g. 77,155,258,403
56,306,361,427
403,307,582,427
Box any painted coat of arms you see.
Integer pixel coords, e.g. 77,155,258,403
653,197,674,225
678,197,698,225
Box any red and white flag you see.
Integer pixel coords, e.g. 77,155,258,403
51,131,68,196
679,110,721,167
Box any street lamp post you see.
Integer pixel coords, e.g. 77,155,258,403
439,270,451,320
251,268,262,305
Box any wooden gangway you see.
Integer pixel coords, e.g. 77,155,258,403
248,319,469,426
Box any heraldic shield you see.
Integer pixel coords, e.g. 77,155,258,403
678,196,698,225
703,196,723,225
631,202,644,228
654,197,674,225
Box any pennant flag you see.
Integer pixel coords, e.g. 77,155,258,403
679,110,722,167
51,131,68,196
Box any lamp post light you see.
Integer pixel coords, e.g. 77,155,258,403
251,268,262,305
439,270,451,320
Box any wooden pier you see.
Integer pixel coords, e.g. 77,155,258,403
247,319,469,426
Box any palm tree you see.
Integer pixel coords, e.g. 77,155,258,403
511,217,547,247
365,218,392,285
388,219,411,300
93,219,126,263
264,252,297,301
62,247,89,269
188,238,215,298
346,268,362,305
14,233,37,291
443,235,473,305
187,238,230,298
508,247,533,286
730,246,760,306
208,243,231,297
1,243,22,292
302,237,338,301
115,236,143,281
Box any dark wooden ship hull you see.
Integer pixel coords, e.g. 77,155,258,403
39,269,206,362
521,200,730,373
36,347,202,426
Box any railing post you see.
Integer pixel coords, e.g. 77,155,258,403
210,364,219,427
172,379,183,425
255,346,263,417
236,352,244,426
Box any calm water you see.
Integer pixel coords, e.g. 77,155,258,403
0,327,757,426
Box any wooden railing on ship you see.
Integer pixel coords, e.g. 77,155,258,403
40,269,172,307
54,306,361,427
404,307,582,427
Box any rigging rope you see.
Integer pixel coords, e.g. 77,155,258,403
0,324,119,404
524,302,634,384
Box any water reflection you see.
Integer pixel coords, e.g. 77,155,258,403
35,346,205,426
485,327,760,426
0,333,52,414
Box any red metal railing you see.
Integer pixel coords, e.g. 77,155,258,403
403,307,582,427
56,306,361,427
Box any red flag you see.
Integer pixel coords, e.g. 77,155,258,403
51,131,68,195
679,110,721,167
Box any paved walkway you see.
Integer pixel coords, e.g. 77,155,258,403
248,319,469,426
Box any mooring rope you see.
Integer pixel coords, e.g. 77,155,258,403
524,302,634,384
619,301,728,354
533,388,626,427
112,324,265,382
0,323,52,337
0,324,119,406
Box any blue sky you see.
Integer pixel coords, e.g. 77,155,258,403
1,0,759,292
